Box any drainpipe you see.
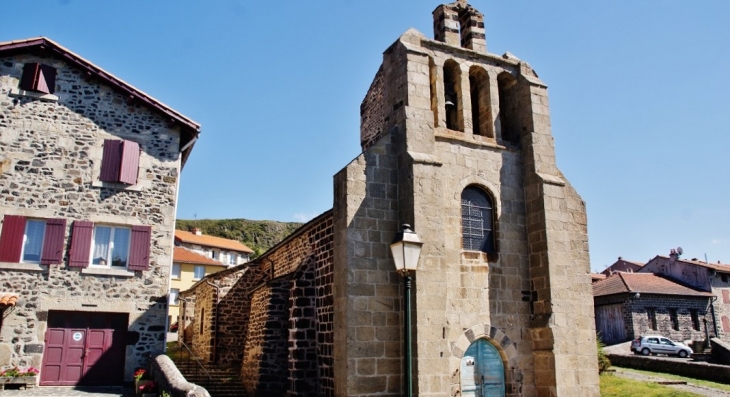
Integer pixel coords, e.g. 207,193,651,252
205,279,221,364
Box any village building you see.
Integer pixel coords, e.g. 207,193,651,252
593,272,713,345
0,37,199,386
638,253,730,341
180,1,600,396
174,228,253,267
600,257,644,276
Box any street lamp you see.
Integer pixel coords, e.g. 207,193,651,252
390,224,423,397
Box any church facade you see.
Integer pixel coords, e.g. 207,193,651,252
182,2,599,396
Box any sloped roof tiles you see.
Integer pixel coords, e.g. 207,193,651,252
173,246,226,267
175,230,253,254
593,272,713,298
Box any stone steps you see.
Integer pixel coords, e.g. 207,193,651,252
173,361,243,397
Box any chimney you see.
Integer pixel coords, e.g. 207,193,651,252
669,249,678,261
191,228,202,236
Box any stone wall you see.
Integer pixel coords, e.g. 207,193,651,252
185,212,334,396
622,294,712,342
607,353,730,384
0,52,183,380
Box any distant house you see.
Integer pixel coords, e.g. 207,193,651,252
174,228,253,266
601,257,645,276
169,247,227,328
593,272,712,345
638,253,730,341
591,273,607,283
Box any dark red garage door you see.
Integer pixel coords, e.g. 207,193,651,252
41,311,127,386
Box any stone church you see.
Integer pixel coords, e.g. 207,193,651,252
181,1,599,396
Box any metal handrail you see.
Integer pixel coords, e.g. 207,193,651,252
178,339,213,382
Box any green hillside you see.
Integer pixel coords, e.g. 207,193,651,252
175,219,303,259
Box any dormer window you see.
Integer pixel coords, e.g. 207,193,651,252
20,63,56,94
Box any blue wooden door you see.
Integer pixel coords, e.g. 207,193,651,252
461,339,505,397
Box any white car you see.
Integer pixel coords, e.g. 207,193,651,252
631,335,692,358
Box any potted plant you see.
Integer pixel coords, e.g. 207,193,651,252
0,366,39,388
134,368,155,396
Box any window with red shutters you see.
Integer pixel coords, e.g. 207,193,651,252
0,215,66,264
100,139,140,185
20,63,56,94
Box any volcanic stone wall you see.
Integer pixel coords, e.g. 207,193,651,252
185,211,333,396
0,52,182,380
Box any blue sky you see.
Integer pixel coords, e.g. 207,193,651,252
4,1,729,272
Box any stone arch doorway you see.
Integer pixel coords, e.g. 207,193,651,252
460,338,505,397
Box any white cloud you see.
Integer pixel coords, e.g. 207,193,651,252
711,238,728,245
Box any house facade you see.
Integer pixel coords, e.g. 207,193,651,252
600,257,644,276
174,229,253,267
181,1,599,396
0,37,199,386
639,254,730,342
593,272,713,345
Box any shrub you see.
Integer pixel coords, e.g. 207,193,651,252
597,335,611,373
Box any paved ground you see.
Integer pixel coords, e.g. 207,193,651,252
0,386,134,396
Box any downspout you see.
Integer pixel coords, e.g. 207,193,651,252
205,279,221,364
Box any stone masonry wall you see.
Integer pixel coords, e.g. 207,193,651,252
625,295,712,342
0,52,182,380
184,212,334,396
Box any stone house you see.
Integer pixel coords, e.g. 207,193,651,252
181,1,600,396
0,37,199,386
638,253,730,341
593,272,713,345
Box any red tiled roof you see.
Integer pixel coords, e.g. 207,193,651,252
593,273,713,298
655,255,730,274
173,247,226,267
0,37,200,166
0,293,19,306
591,273,607,281
175,230,253,253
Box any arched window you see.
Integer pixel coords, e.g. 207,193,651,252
443,60,463,131
469,66,494,138
461,186,495,252
497,72,520,147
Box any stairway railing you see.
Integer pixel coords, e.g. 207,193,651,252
177,340,213,382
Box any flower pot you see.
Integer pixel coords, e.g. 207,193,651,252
0,376,37,389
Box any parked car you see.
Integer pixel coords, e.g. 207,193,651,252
631,335,692,358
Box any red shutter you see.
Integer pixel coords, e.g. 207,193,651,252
100,140,122,182
128,225,152,271
118,140,140,185
20,63,40,91
723,316,730,333
68,221,93,268
724,290,730,304
36,64,57,94
40,218,66,265
0,215,26,263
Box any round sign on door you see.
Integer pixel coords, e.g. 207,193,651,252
72,332,83,342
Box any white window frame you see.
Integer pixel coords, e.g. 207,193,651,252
228,252,236,265
21,219,46,264
193,265,205,280
211,250,218,260
171,263,181,279
169,288,180,306
90,225,131,268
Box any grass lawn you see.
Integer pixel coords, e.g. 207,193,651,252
615,367,730,393
165,341,181,361
600,372,700,397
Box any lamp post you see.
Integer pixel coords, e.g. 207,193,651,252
390,224,423,397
